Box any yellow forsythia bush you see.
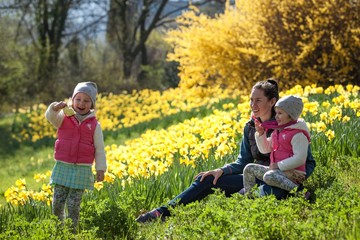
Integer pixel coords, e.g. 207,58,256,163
167,0,360,90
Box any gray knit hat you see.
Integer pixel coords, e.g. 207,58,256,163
72,82,98,108
275,95,303,120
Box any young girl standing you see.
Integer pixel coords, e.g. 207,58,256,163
243,95,310,196
45,82,107,230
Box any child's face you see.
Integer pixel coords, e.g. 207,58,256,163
72,92,92,115
275,107,293,125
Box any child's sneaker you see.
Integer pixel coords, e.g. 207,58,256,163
136,209,164,223
238,188,245,195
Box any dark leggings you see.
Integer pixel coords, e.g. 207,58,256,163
158,174,290,216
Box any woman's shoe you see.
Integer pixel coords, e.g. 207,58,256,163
136,209,164,223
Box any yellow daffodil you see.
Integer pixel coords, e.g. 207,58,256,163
5,83,359,206
325,130,335,141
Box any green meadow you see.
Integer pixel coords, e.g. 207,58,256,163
0,85,359,239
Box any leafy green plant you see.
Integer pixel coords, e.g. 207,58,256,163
81,194,138,239
0,215,98,239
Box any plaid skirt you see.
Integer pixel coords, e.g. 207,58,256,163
50,161,94,190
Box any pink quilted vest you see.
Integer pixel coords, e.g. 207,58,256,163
54,116,97,164
271,128,310,172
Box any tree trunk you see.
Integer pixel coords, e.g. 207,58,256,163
107,0,170,86
123,52,134,81
36,0,71,98
106,0,216,88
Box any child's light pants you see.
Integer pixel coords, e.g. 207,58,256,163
243,163,305,195
52,184,85,228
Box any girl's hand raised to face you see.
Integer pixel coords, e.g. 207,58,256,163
253,116,265,136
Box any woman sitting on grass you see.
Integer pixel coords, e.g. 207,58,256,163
136,79,316,223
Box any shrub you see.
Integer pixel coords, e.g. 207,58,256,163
81,195,138,239
0,215,97,239
167,0,360,89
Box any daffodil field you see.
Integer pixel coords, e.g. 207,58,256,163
1,84,359,239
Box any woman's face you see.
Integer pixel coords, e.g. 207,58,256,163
250,88,276,121
275,107,293,125
72,92,92,115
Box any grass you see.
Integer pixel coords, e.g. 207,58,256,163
0,115,20,155
0,146,54,205
0,86,359,239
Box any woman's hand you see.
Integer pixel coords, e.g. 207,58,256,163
195,168,224,185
